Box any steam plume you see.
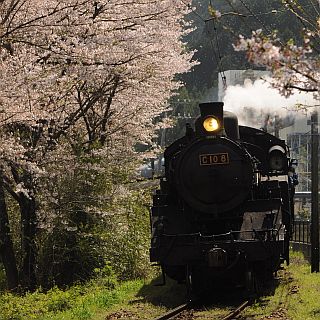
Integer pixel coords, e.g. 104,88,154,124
223,78,317,129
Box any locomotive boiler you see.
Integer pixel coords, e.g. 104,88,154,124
149,102,296,294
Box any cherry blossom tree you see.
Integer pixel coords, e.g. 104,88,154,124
0,0,194,290
232,0,319,101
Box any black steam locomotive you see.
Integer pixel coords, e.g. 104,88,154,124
150,102,296,294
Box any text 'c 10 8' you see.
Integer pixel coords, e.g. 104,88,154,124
199,153,230,166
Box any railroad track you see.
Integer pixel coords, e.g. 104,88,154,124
154,299,250,320
154,302,190,320
221,300,250,320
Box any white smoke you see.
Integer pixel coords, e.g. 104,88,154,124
223,77,318,128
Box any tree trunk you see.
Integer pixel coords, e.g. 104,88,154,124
0,171,19,291
20,193,37,290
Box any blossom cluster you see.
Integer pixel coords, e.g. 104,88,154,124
234,25,319,99
0,0,194,226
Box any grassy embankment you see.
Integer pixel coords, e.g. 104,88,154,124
1,251,320,320
244,251,320,320
0,268,186,320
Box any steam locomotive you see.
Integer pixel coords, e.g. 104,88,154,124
150,102,296,294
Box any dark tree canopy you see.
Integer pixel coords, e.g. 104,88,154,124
182,0,315,91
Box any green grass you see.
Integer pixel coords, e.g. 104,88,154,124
244,251,320,320
2,251,319,320
0,272,187,320
0,280,143,320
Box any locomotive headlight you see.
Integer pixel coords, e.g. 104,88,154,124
203,116,220,132
269,152,285,170
268,145,287,171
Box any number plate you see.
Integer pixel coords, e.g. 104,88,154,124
199,153,229,166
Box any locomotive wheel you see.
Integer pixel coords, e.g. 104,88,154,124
185,267,205,298
254,261,275,284
244,270,255,294
245,263,274,296
186,268,193,300
245,270,259,295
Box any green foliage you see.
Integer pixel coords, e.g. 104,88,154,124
0,287,76,319
32,154,154,290
1,251,317,320
37,228,105,288
101,188,154,280
297,207,310,220
35,149,150,288
243,251,320,320
160,86,203,146
93,262,118,289
0,266,7,292
71,303,93,320
0,278,145,320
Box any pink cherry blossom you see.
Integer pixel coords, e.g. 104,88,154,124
234,26,319,100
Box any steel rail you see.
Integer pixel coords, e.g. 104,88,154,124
221,300,250,320
153,302,190,320
154,299,250,320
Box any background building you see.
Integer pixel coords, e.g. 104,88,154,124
218,69,270,101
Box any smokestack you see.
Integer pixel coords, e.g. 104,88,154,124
199,102,224,119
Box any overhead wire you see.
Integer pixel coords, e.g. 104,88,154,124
288,0,320,28
223,0,286,48
237,0,273,35
180,0,207,22
223,0,253,34
280,0,320,52
309,0,320,16
205,18,227,88
180,0,227,88
223,0,319,53
208,0,227,88
181,0,319,89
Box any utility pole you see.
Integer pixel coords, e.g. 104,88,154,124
310,110,319,273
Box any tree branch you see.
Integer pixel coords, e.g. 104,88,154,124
284,84,318,92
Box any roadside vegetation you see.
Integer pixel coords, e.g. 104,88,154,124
0,251,320,320
244,251,320,320
0,266,186,320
